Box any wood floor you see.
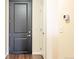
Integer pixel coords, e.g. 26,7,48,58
6,54,43,59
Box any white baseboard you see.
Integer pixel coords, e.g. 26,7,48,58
32,52,42,55
5,52,9,58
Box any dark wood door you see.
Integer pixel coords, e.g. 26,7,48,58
9,0,32,54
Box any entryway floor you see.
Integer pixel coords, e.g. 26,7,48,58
6,54,43,59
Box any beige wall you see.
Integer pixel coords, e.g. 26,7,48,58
55,0,74,59
46,0,74,59
32,0,44,54
53,0,74,59
32,0,47,58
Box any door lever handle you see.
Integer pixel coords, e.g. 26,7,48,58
27,34,31,37
28,31,31,33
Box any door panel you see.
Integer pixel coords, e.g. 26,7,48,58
14,4,28,32
9,1,32,54
14,38,28,51
9,0,31,2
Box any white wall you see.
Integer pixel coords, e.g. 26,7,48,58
0,0,6,58
46,0,59,59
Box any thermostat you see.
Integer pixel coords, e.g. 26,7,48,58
63,14,70,22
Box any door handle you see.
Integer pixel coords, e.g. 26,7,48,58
28,31,31,33
27,34,31,37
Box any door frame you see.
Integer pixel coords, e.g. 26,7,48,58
5,0,9,55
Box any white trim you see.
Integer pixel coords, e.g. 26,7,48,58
5,52,9,58
5,0,9,57
32,52,42,55
43,0,47,59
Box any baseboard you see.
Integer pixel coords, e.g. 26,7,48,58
5,52,9,58
32,52,42,55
